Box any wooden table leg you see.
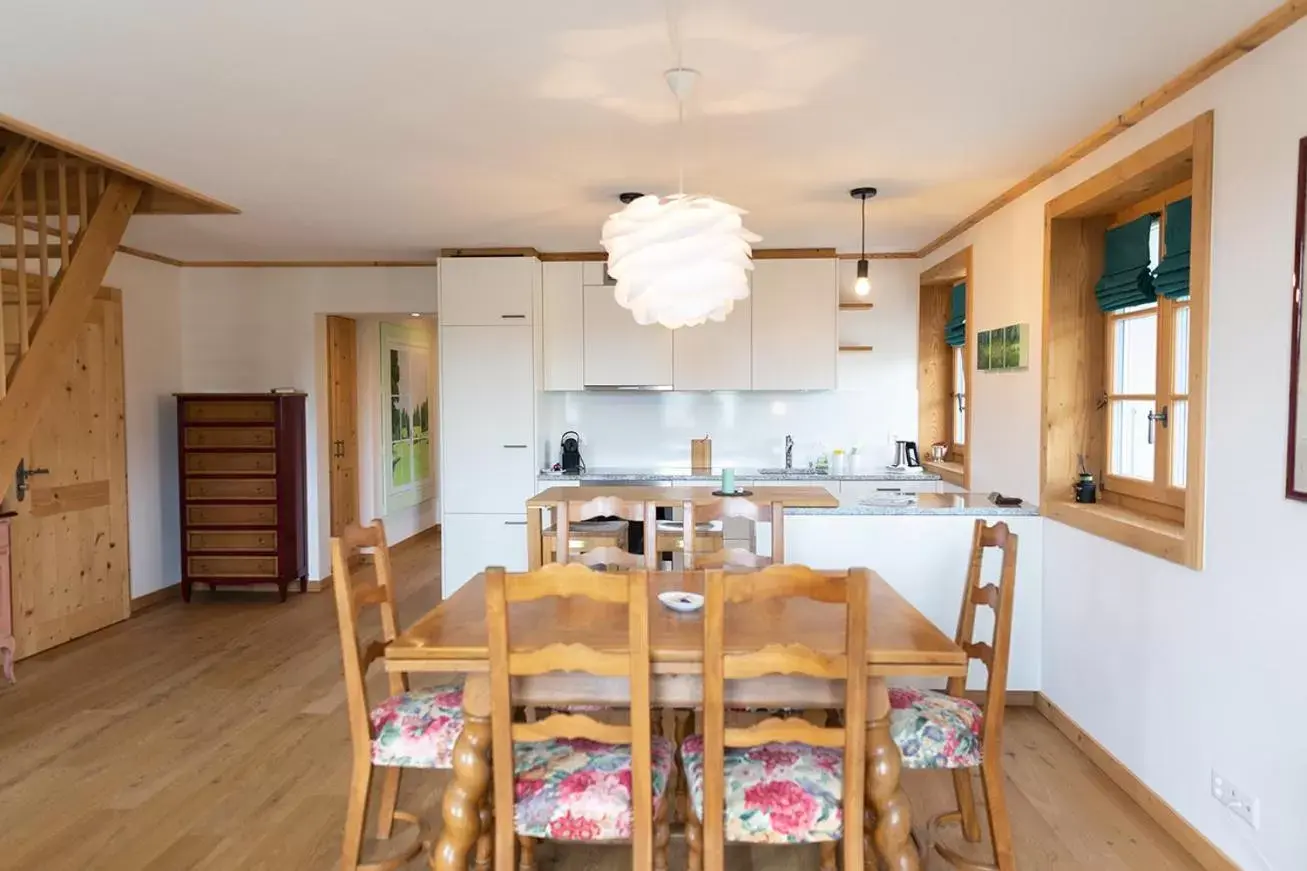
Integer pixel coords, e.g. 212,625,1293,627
867,678,918,871
526,506,543,570
433,675,492,871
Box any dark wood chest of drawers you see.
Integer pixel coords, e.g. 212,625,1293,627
176,393,308,601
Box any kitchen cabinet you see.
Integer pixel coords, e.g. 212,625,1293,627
542,262,584,391
583,284,673,387
441,513,529,596
672,293,752,390
839,480,943,498
751,259,838,390
439,256,536,326
440,325,536,514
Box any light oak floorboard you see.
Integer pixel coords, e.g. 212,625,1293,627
0,529,1203,870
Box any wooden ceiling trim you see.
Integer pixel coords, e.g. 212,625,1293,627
916,0,1307,258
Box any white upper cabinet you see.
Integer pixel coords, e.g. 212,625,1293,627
751,258,838,390
440,325,536,513
439,256,536,326
583,284,674,387
672,293,752,390
541,261,585,391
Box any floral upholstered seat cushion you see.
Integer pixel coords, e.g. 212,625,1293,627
513,736,676,841
369,683,464,769
888,687,983,770
679,736,843,844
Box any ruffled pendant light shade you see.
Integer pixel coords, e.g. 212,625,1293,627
601,193,761,329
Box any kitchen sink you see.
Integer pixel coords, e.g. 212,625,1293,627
755,468,828,476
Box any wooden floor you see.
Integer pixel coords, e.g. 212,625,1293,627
0,529,1205,871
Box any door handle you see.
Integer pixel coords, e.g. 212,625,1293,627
503,521,528,526
502,444,528,449
500,314,526,320
14,459,50,502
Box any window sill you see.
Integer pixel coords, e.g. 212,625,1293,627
923,460,964,487
1042,498,1195,568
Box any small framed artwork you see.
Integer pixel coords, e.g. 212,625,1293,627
977,323,1030,372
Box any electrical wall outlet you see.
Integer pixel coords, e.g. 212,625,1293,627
1211,771,1259,829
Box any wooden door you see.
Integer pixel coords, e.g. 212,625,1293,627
10,290,129,658
326,316,359,537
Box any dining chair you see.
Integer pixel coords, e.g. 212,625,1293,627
486,563,675,871
542,518,628,563
680,498,784,569
330,521,468,871
888,519,1019,871
552,496,656,568
682,564,868,871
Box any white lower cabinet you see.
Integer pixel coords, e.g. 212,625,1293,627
441,513,529,597
839,480,943,497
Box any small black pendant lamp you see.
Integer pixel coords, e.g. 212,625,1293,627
850,186,878,296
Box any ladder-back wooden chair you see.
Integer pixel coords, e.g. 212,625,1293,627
487,563,675,871
330,521,467,871
680,498,784,570
552,496,657,569
682,565,868,871
888,519,1018,871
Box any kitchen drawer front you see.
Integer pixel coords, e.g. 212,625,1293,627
185,452,277,476
187,530,277,552
185,478,279,501
186,504,278,526
183,400,276,424
839,480,941,497
188,555,279,577
184,427,276,449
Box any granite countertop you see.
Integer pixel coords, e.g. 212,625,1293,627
785,493,1039,516
537,466,941,483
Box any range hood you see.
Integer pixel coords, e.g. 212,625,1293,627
582,384,674,392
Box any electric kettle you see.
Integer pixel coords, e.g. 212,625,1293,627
889,440,921,470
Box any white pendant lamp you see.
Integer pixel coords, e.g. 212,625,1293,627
851,186,878,297
600,16,760,329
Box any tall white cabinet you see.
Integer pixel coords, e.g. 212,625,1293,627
439,256,540,596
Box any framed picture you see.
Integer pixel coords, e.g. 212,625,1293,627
977,330,991,371
381,322,435,512
978,323,1030,372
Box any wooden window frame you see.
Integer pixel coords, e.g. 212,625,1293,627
918,246,973,489
1040,113,1212,569
950,343,968,458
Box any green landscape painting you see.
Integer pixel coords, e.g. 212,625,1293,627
382,322,434,510
976,323,1030,372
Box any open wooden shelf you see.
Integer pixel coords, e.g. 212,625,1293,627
838,345,874,352
839,302,875,311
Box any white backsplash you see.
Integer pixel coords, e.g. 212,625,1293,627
537,259,923,471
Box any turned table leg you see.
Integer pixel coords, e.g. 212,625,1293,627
433,675,493,871
867,677,918,871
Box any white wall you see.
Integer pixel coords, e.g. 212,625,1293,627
109,255,185,598
923,20,1307,870
179,267,438,580
355,315,439,543
538,259,921,470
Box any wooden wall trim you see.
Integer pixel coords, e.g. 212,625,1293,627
1034,693,1240,871
918,1,1307,257
183,259,442,268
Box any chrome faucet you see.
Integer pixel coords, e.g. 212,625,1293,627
785,435,794,469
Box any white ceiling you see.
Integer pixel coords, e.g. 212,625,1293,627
0,1,1281,260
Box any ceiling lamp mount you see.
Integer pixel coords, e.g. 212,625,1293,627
850,186,879,297
598,2,760,330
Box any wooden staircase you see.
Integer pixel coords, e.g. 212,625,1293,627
0,118,236,496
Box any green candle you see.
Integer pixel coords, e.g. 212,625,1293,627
721,468,735,493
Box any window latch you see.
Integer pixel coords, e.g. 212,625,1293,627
956,394,965,414
1147,406,1169,444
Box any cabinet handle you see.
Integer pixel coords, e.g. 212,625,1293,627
502,444,528,449
503,521,528,526
500,314,526,319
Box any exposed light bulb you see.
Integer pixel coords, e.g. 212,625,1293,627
855,259,871,297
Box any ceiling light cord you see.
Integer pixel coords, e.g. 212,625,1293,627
861,194,867,259
667,0,686,195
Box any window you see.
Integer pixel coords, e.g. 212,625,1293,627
1102,209,1189,512
951,344,967,451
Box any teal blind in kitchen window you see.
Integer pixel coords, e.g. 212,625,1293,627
1095,213,1157,312
1153,197,1192,300
945,282,966,347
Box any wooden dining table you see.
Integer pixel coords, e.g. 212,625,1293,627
386,568,967,871
524,484,840,570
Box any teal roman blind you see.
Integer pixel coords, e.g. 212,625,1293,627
1153,197,1192,300
1095,213,1157,312
945,282,966,347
